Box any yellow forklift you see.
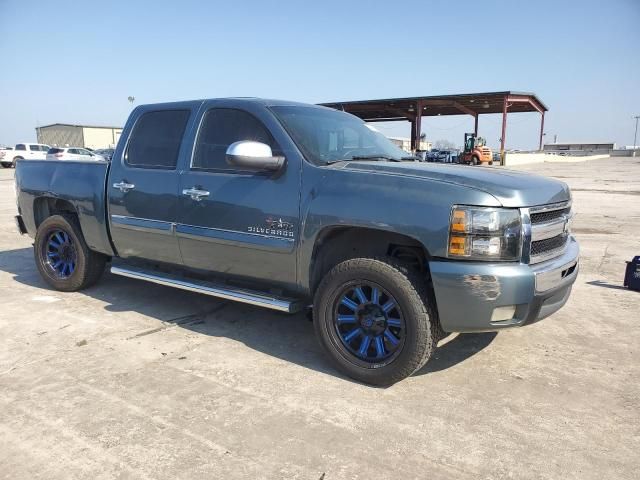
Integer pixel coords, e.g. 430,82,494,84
459,133,493,166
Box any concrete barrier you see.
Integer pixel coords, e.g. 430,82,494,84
611,149,639,157
503,152,610,166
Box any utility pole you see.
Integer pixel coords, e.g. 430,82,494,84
634,115,640,149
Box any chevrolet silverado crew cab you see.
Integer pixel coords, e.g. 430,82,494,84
14,98,579,385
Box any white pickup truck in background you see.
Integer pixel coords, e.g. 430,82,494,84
1,143,50,168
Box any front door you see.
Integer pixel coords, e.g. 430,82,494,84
176,106,299,289
108,107,194,264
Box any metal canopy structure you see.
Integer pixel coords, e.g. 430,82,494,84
320,91,548,159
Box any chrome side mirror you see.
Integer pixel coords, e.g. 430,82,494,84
225,141,285,172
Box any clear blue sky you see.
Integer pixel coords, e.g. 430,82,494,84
1,0,639,150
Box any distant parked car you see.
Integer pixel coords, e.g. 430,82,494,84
430,149,454,163
425,149,439,162
1,143,50,168
46,147,105,162
0,146,13,167
93,148,114,161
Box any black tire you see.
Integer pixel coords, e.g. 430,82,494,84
471,155,479,166
1,162,11,168
313,258,436,386
34,214,107,292
12,156,23,167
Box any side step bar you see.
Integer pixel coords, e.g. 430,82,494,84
110,266,302,313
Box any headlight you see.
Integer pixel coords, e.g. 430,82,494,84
448,206,522,261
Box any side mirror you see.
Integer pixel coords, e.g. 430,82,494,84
225,141,285,172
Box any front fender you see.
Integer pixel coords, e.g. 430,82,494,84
296,163,500,291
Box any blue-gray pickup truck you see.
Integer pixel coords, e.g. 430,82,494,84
14,98,579,385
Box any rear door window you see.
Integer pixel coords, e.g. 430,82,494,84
125,110,190,169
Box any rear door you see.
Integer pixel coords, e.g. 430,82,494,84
108,106,196,264
66,148,80,160
176,103,300,288
27,145,38,159
77,148,95,161
36,145,49,159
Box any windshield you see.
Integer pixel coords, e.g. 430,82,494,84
271,106,411,165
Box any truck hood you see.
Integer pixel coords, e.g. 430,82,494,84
339,161,570,207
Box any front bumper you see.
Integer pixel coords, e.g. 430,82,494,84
429,236,579,332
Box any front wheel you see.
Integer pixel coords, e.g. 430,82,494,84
471,155,480,166
314,258,436,386
1,162,11,168
34,214,107,291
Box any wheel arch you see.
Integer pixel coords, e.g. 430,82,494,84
33,196,79,229
307,225,432,296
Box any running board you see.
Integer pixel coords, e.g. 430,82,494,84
110,266,302,313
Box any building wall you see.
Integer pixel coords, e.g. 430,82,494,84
37,125,83,148
82,127,123,149
543,143,615,153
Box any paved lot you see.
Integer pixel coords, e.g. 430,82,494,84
0,157,638,480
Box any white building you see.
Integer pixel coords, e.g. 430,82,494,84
387,136,432,152
36,123,123,149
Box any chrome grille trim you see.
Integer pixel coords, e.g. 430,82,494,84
522,201,572,264
529,200,572,215
531,217,570,241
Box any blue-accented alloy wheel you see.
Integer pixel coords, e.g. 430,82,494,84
44,229,77,278
334,283,405,363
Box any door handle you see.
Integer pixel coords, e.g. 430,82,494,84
182,187,210,201
113,181,135,193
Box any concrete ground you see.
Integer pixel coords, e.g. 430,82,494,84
0,157,638,480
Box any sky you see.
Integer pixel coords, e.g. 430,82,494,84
1,0,639,150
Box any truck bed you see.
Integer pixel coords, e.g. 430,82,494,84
15,159,115,256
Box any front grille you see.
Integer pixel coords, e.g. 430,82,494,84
531,234,568,257
530,207,571,224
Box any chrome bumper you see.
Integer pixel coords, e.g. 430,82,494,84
532,236,579,293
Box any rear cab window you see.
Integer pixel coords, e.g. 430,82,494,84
125,110,191,169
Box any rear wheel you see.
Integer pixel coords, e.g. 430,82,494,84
314,258,436,386
34,215,106,291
